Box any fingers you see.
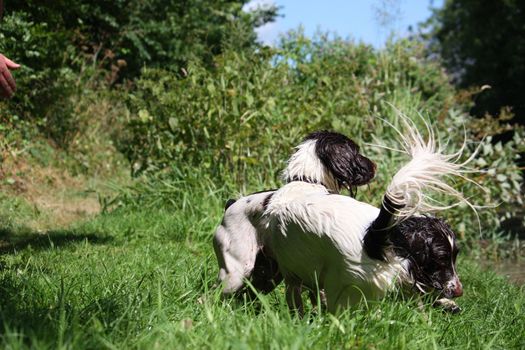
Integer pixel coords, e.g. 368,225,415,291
5,57,21,70
0,54,18,98
0,73,15,98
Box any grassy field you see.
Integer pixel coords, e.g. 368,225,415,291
0,188,524,350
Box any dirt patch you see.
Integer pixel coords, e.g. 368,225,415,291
1,152,108,229
31,192,101,228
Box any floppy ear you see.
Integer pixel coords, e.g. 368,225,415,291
349,154,377,186
249,249,283,294
308,131,376,188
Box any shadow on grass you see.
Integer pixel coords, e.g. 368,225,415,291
0,226,113,255
0,272,125,348
0,227,120,347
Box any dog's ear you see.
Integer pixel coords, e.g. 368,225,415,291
249,249,283,294
306,131,376,188
348,154,377,186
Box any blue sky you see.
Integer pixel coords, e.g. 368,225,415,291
245,0,444,47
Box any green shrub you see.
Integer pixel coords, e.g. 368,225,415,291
121,33,524,237
0,1,277,149
123,34,456,178
4,1,277,80
0,13,78,147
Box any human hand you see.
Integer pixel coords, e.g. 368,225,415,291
0,54,21,99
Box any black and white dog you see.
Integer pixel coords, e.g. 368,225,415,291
263,120,469,313
213,131,375,295
215,120,471,313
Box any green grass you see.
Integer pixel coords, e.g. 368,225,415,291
0,192,524,349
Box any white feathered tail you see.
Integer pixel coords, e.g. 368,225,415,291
378,113,480,222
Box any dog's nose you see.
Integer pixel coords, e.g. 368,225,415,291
454,281,463,297
447,278,463,298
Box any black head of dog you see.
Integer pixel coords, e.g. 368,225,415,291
390,216,463,299
304,131,376,190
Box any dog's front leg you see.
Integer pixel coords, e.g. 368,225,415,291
433,298,461,313
285,282,304,317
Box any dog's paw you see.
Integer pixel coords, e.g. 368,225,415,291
434,298,462,314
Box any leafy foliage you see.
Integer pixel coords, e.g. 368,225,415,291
123,33,455,179
0,12,78,147
4,0,277,80
1,3,523,237
121,32,524,235
0,0,277,148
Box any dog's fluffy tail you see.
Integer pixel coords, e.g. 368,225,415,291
383,115,477,220
364,113,480,260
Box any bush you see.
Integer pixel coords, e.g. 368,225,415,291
0,1,277,149
123,33,457,180
4,1,277,80
120,32,524,236
0,13,78,147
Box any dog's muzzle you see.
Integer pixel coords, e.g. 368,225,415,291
443,278,463,298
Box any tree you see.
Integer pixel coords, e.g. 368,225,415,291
425,0,525,123
3,0,279,80
0,1,278,147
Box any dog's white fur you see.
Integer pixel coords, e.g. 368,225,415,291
263,182,409,311
213,191,273,294
282,139,340,192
